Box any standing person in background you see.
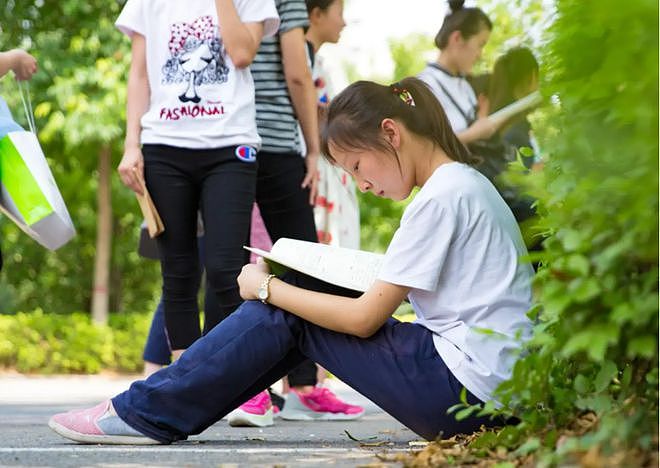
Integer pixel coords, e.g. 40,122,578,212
0,48,38,272
305,0,359,249
465,46,542,225
418,2,536,223
228,0,364,428
486,46,540,170
115,0,279,362
481,46,542,243
418,0,499,145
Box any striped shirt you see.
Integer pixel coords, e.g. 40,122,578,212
252,0,309,154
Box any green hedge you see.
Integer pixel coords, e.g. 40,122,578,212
0,310,149,373
455,0,659,463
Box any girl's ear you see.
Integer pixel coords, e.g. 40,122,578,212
381,118,401,149
448,29,464,47
310,6,324,23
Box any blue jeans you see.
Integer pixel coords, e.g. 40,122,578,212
113,282,498,442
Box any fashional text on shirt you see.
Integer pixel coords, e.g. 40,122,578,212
159,104,225,121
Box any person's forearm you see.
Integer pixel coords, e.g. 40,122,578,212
0,51,15,77
281,28,320,155
215,0,262,68
287,72,321,155
457,126,479,144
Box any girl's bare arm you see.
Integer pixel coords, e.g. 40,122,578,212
238,263,409,338
215,0,265,68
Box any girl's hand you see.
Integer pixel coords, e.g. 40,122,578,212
301,152,319,205
238,259,271,300
118,146,145,195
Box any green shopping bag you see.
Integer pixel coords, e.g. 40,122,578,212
0,82,75,250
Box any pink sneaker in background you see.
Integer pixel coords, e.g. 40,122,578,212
228,390,275,427
279,387,365,421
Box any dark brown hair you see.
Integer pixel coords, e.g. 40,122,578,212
435,0,492,50
488,47,539,112
305,0,336,13
321,77,476,166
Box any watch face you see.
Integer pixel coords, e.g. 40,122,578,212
258,288,268,300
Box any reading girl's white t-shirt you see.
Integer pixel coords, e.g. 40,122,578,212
116,0,279,149
378,162,533,404
418,64,477,133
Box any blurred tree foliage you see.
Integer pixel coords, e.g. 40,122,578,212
0,0,160,315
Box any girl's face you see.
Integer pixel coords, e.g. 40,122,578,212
314,0,346,44
455,28,490,74
330,145,413,201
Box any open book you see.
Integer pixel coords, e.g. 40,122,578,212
487,90,542,127
244,238,384,292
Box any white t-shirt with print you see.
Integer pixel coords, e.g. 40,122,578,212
418,64,477,133
116,0,279,150
378,162,534,404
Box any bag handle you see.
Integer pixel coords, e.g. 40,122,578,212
17,80,36,134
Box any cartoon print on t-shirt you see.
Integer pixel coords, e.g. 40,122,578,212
162,15,229,104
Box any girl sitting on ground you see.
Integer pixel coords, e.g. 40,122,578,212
49,77,534,444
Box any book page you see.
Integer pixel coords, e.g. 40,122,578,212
487,91,542,127
245,238,384,292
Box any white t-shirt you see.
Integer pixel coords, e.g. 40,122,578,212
116,0,279,149
378,162,534,404
418,63,477,133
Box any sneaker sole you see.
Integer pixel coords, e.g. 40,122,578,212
278,409,365,421
48,418,161,445
227,409,274,428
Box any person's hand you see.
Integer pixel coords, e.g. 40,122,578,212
10,49,37,81
238,258,271,301
117,146,145,195
468,117,498,140
301,152,319,205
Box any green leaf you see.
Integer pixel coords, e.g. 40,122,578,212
513,437,541,456
469,431,498,449
560,230,584,251
566,254,590,276
455,406,478,421
594,361,618,393
574,374,591,394
575,395,613,414
627,335,657,359
562,324,619,361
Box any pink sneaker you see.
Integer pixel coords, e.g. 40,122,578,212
279,387,365,421
228,390,275,427
48,400,160,445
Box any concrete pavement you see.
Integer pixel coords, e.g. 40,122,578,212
0,373,422,467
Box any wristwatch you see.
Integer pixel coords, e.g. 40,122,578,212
257,274,276,304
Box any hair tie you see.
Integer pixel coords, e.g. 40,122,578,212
389,83,416,107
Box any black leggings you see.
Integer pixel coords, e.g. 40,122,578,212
143,144,255,350
255,151,319,387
